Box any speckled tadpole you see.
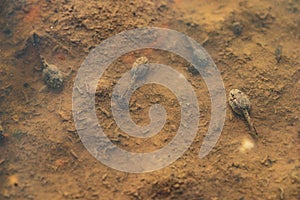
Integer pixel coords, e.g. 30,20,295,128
229,89,258,138
40,56,64,90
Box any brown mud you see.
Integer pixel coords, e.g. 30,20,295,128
0,0,299,199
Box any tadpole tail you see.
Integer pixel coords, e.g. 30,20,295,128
31,33,46,65
243,109,258,138
32,32,40,48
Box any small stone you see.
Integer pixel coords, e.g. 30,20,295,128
232,22,243,36
58,110,71,121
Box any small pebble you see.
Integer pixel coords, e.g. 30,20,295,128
232,22,243,36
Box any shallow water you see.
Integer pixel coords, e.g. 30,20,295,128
0,0,299,199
